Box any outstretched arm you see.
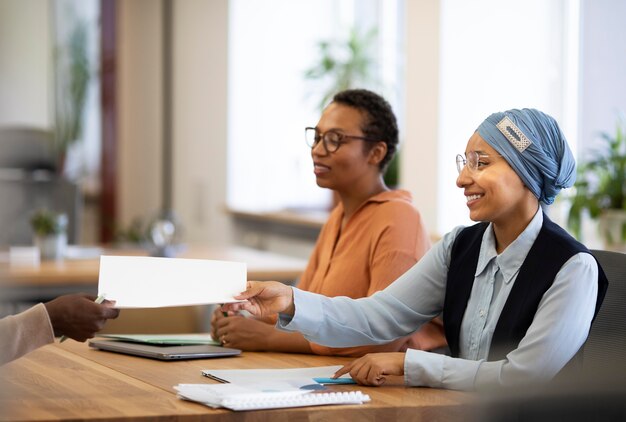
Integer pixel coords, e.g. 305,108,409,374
0,304,54,364
1,293,120,364
225,241,447,349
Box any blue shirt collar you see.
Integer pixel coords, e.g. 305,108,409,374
474,209,543,284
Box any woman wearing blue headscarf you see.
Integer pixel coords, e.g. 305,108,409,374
223,108,608,390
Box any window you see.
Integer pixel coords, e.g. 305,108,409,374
53,0,101,192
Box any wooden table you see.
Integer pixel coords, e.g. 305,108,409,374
0,341,470,421
0,245,307,333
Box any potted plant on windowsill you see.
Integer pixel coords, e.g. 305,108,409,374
31,210,69,260
567,117,626,252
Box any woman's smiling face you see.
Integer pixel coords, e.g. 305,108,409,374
456,132,535,226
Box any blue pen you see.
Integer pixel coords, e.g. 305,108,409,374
59,294,106,343
313,377,357,385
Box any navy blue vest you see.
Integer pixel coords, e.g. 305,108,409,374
443,214,608,361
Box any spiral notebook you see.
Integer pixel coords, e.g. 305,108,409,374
219,391,370,411
175,381,370,411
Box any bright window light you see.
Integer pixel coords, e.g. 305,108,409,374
227,0,402,212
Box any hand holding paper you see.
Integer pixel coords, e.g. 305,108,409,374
222,280,295,316
98,256,246,308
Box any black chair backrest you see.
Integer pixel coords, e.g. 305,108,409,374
583,249,626,373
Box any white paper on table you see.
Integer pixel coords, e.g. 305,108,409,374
98,255,246,308
202,366,350,384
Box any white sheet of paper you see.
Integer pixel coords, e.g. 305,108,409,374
202,366,350,384
98,255,246,308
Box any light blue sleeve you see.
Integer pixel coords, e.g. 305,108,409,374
403,252,599,390
277,227,463,346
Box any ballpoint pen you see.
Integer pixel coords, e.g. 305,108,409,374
59,294,106,343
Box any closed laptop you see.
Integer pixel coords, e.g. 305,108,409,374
89,339,241,360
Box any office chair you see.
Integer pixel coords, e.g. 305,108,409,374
481,249,626,422
479,249,626,422
583,249,626,374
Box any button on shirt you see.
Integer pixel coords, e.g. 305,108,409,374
278,209,599,390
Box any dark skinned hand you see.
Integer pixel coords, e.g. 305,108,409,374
44,293,120,342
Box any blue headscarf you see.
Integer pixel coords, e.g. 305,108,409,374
477,108,576,205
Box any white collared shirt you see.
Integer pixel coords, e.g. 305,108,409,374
278,209,599,390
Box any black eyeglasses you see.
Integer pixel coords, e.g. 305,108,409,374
305,127,378,153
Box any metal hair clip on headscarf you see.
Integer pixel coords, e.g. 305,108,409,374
477,108,576,205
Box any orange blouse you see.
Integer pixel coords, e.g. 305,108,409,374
297,189,446,356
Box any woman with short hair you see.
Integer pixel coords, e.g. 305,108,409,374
211,89,446,355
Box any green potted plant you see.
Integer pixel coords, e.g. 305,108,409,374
31,209,69,260
304,27,379,111
567,117,626,251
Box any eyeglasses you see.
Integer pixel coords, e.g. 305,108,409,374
456,151,502,174
305,127,378,153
